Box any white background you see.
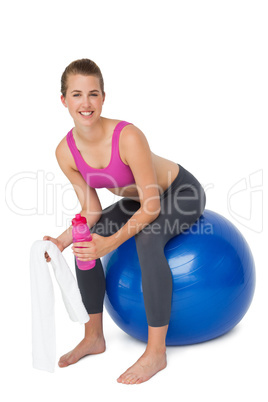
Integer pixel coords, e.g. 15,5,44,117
1,0,267,400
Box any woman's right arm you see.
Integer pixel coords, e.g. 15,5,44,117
44,139,102,261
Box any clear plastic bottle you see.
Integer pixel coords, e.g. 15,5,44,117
72,214,96,270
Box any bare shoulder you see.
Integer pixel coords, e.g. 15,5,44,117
55,135,77,171
123,123,147,138
119,123,152,167
121,123,150,150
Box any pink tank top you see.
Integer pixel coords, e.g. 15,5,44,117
66,121,136,188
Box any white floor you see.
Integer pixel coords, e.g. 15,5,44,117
3,283,265,402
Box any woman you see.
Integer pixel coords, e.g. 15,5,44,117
44,58,206,384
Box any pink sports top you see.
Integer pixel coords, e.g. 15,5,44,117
66,120,136,189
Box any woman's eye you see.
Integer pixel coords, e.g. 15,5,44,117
72,93,98,98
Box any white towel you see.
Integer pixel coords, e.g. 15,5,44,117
30,240,89,373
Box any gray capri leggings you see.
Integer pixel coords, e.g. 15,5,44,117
75,164,206,327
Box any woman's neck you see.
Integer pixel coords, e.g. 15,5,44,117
73,117,107,145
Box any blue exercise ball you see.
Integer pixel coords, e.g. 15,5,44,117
102,210,256,345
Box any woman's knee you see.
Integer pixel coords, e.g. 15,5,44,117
135,229,165,263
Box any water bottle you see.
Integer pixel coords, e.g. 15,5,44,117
72,214,96,270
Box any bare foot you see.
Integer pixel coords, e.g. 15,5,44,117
117,349,167,385
58,335,106,368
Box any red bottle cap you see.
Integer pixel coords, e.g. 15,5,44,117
72,214,87,226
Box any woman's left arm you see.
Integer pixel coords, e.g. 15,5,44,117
109,124,161,248
73,125,161,261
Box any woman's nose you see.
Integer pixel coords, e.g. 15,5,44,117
81,96,91,107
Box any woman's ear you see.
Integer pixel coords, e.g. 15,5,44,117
61,95,68,107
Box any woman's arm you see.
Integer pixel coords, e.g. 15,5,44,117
44,139,102,257
56,139,102,238
109,124,161,249
73,125,161,262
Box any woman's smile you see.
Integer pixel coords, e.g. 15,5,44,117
79,111,94,118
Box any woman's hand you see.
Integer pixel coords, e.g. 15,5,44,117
43,236,65,262
72,234,116,261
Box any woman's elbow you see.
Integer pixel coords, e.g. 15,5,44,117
142,201,161,221
81,210,102,227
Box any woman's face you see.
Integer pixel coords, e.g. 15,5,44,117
61,74,105,127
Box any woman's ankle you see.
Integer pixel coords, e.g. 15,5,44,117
145,344,166,355
146,324,168,354
84,312,104,339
